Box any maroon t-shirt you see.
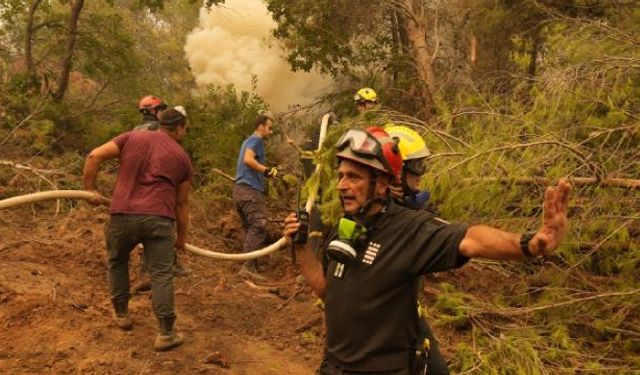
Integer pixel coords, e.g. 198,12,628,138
109,131,192,220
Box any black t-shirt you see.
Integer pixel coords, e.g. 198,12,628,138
322,201,468,371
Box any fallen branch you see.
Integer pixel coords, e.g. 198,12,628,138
471,288,640,318
276,286,302,311
284,134,315,159
0,160,63,175
460,176,640,189
211,168,234,182
567,218,637,271
438,140,604,179
1,160,63,214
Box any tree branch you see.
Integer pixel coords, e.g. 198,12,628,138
437,140,605,179
0,160,64,175
471,289,640,317
460,176,640,189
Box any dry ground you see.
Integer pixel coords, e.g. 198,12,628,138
0,198,324,374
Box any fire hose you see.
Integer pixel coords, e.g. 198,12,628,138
0,113,332,261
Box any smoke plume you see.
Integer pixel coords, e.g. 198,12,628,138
184,0,330,112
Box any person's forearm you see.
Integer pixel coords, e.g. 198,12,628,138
295,244,327,299
175,202,189,247
244,157,266,174
459,225,524,260
82,155,101,191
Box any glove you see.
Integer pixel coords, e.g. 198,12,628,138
264,166,278,178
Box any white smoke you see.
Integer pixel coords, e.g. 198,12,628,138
184,0,331,112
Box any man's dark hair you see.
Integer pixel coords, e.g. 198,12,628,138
255,115,271,129
141,113,158,122
158,108,186,130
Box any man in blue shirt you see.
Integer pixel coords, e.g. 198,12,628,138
233,114,277,280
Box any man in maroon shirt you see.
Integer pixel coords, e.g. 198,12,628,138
83,108,191,351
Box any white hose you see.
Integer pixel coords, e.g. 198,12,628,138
0,112,332,261
185,238,289,260
304,112,331,212
0,190,110,209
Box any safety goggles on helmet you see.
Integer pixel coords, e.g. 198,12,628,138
404,158,427,176
335,128,383,160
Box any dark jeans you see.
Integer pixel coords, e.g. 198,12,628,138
232,184,267,261
106,214,175,318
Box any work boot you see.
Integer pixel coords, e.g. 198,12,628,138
238,264,267,282
111,297,133,331
173,258,192,277
154,315,184,351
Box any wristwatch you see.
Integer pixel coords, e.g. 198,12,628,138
519,232,536,257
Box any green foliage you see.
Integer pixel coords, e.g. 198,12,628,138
484,334,546,374
266,0,389,75
281,173,298,189
432,283,473,329
183,85,267,188
0,0,205,150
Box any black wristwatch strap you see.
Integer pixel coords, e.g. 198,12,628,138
520,232,536,257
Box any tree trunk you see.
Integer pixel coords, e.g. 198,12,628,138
397,0,436,118
390,10,402,85
25,0,43,85
51,0,84,102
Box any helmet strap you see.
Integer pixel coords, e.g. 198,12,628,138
355,171,387,218
401,172,420,198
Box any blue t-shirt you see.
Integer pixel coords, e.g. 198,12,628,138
235,134,266,192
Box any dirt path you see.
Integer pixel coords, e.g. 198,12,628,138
0,203,323,374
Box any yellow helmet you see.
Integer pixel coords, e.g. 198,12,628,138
354,87,378,103
385,124,430,175
384,124,430,160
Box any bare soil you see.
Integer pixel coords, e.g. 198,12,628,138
0,198,324,374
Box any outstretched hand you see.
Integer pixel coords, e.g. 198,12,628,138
530,179,572,256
